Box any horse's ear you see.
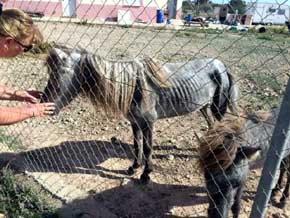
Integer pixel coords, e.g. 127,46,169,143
47,48,67,70
237,146,261,161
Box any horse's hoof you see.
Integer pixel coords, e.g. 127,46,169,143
278,197,287,208
132,162,141,169
271,193,279,203
140,173,150,184
127,166,135,176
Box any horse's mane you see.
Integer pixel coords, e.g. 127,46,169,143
143,57,171,88
199,111,271,173
84,54,137,117
85,54,171,117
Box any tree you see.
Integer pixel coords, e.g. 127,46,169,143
196,0,209,5
228,0,246,14
182,1,195,14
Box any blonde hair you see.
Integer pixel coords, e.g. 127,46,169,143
0,8,43,44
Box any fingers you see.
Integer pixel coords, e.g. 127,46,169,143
43,103,56,115
43,103,55,111
42,102,55,107
31,103,56,117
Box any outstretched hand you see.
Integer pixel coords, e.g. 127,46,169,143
28,102,56,117
14,90,43,103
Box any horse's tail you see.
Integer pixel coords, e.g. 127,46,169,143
210,69,238,121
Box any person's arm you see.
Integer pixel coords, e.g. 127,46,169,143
0,103,55,125
0,85,17,101
0,85,42,103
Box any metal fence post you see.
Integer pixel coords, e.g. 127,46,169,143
250,78,290,218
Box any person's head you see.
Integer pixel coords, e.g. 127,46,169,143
0,8,43,57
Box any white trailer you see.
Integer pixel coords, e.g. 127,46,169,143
246,2,290,25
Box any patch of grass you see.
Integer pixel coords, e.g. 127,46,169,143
267,26,288,35
256,33,274,41
176,30,197,37
150,26,167,31
0,169,58,218
248,26,289,35
255,33,288,43
0,129,23,150
187,27,224,34
247,26,290,43
247,73,283,94
242,73,283,109
242,94,278,111
176,27,223,38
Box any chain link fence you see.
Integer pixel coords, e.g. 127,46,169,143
0,0,290,217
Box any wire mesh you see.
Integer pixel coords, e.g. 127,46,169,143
0,0,290,217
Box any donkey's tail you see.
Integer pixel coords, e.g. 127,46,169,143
210,69,238,121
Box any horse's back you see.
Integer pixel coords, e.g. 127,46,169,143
151,59,225,118
163,58,226,80
244,107,290,167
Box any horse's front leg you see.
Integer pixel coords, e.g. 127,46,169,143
231,186,243,218
208,191,230,218
140,121,154,184
127,123,143,175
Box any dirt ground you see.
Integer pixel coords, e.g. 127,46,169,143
0,23,290,218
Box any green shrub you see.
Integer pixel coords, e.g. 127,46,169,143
0,170,58,218
0,129,22,150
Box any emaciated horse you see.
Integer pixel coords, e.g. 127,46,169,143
41,45,238,183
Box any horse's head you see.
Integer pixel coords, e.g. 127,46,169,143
199,116,262,174
41,46,85,114
200,117,262,218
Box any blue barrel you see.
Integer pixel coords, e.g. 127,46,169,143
186,14,192,23
156,9,164,23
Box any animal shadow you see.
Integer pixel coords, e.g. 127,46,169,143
57,179,208,218
0,139,194,179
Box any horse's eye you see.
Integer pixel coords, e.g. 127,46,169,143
61,57,67,63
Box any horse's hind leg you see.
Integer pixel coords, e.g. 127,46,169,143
128,123,143,175
271,160,286,201
201,106,214,127
140,121,154,184
280,162,290,208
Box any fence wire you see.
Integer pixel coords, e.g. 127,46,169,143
0,0,290,217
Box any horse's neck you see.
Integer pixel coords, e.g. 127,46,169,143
85,54,138,115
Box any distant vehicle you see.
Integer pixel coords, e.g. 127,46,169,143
246,2,290,25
